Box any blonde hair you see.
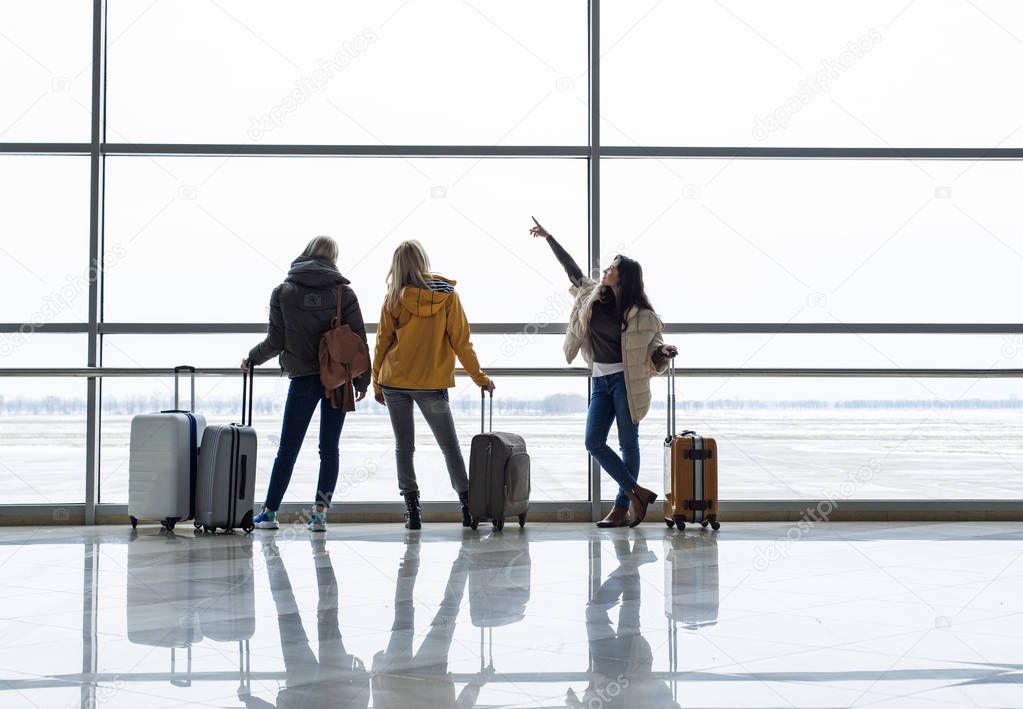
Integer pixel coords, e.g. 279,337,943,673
385,240,432,314
300,235,339,263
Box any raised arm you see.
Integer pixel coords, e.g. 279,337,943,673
530,216,586,288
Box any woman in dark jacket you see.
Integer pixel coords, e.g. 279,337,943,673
242,236,370,532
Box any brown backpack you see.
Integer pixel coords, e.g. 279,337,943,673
319,285,370,411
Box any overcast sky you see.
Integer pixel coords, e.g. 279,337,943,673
2,0,1022,402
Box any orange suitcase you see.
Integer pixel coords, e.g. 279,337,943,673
663,358,720,530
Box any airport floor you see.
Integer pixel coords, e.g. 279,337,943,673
1,521,1021,708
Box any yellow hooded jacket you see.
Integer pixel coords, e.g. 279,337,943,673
372,275,491,395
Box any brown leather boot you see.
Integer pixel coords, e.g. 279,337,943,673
595,506,629,528
625,485,658,527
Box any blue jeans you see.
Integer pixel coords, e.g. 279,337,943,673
585,371,640,509
263,374,347,511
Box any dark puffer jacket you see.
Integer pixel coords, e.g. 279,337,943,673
248,257,371,391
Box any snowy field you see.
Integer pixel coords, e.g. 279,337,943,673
3,407,1023,505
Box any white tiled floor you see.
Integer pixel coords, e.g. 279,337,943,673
1,522,1022,708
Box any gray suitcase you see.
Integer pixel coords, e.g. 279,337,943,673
195,369,257,533
193,541,256,641
467,390,530,531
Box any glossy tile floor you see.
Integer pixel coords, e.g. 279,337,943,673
1,522,1022,708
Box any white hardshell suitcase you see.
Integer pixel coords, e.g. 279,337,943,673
126,531,202,649
194,368,257,533
128,366,206,530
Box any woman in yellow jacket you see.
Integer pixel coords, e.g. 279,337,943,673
373,240,495,530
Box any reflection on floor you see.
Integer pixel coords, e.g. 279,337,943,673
1,522,1022,708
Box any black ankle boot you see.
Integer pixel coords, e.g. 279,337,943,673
403,491,422,530
458,491,472,527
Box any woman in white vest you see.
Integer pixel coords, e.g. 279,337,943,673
530,218,677,527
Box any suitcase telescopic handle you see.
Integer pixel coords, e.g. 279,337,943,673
173,365,196,413
480,387,493,433
667,354,676,439
240,366,255,426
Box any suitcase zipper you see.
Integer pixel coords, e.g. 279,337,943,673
497,441,508,520
186,413,197,521
486,440,493,519
228,427,238,528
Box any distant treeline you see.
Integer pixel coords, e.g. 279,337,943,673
2,394,1023,416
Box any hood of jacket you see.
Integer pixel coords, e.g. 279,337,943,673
399,275,456,317
285,256,350,289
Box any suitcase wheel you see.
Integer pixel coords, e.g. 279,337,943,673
518,513,527,527
470,518,479,530
243,524,254,534
665,518,675,529
710,519,721,531
700,520,709,528
193,520,202,530
129,516,138,529
672,515,686,530
493,518,504,532
161,518,177,531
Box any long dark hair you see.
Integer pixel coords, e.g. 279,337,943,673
605,254,654,331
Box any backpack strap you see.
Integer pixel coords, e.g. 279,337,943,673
332,285,343,328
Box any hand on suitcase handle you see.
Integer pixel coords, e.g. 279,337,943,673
241,364,255,426
480,385,494,433
661,345,678,358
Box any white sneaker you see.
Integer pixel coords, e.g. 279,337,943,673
253,509,279,530
307,511,327,533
